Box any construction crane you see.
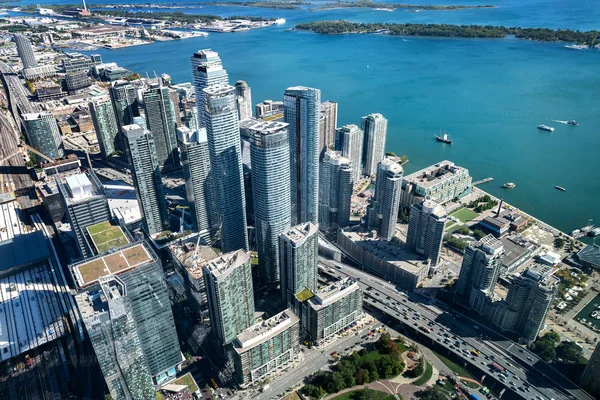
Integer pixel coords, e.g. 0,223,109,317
175,205,189,234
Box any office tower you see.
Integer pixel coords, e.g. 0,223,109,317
109,80,139,132
336,124,363,182
581,342,600,399
249,120,291,283
319,101,338,156
367,156,403,241
203,84,249,252
455,234,504,307
406,198,447,267
318,150,353,231
191,49,229,127
143,83,179,170
168,87,183,127
361,113,388,176
235,80,252,121
280,222,318,308
122,124,169,235
22,112,64,159
178,127,219,237
72,241,181,399
203,249,255,346
57,171,111,259
284,86,321,225
89,96,119,158
14,34,37,69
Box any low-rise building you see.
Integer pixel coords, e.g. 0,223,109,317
36,85,63,102
64,70,91,92
23,64,56,80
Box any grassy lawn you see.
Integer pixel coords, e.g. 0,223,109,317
432,351,474,380
360,349,384,362
86,220,112,235
413,361,433,386
450,208,479,223
282,392,302,400
463,380,480,389
332,389,397,400
174,373,199,393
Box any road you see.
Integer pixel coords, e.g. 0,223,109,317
321,258,592,400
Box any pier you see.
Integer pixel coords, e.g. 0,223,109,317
473,177,494,186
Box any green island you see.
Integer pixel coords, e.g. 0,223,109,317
318,1,496,11
295,21,600,46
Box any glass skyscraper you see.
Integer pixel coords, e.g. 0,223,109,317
89,96,119,158
336,123,364,183
13,34,37,69
318,150,353,231
361,113,388,176
367,156,403,241
22,111,64,159
191,49,229,128
143,83,179,170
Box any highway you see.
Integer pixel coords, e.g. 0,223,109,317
320,257,592,400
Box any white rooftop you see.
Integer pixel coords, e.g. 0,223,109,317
235,309,298,352
65,173,93,200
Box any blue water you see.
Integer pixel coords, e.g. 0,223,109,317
22,0,600,233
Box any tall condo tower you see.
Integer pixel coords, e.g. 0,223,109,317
249,119,291,283
143,82,179,170
203,84,249,252
191,49,229,127
22,112,64,159
122,124,170,235
109,80,139,152
406,198,447,267
235,80,253,121
89,96,119,158
13,34,37,69
284,86,321,225
336,123,364,183
367,156,403,241
361,113,388,176
319,101,338,156
318,150,353,231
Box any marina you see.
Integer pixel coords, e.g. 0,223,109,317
576,295,600,331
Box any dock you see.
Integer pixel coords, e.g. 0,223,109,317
473,177,494,186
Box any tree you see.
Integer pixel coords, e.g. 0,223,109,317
415,386,447,400
529,337,557,362
302,384,325,399
327,372,347,393
473,229,487,240
543,331,561,345
556,341,584,364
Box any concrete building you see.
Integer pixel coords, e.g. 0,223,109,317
22,111,64,159
336,124,364,182
203,249,255,346
14,34,37,69
319,150,353,231
284,86,321,226
406,198,447,268
367,156,403,241
64,70,90,92
191,49,229,127
319,101,337,156
178,127,219,239
23,65,56,80
168,87,183,128
72,241,181,398
279,222,319,309
143,83,179,170
399,160,472,208
122,124,169,235
57,171,111,259
232,309,300,386
249,119,291,283
62,52,92,74
109,80,139,146
89,96,119,158
581,342,600,399
203,84,249,252
255,100,284,120
235,80,252,121
361,113,387,176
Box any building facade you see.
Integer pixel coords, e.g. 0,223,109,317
284,86,321,226
191,49,229,127
89,96,119,158
367,156,403,241
581,342,600,399
319,101,338,156
361,113,387,176
235,80,252,121
336,124,364,183
109,80,139,143
319,150,353,231
22,111,64,159
143,83,179,170
14,34,37,69
64,70,90,92
62,52,92,74
406,198,447,268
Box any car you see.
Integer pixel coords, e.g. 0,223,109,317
527,357,533,361
480,361,486,365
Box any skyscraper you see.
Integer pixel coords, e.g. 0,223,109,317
178,127,219,238
319,101,337,156
122,124,169,235
249,119,291,283
89,96,119,158
318,150,353,231
279,222,318,308
367,156,403,241
336,124,363,182
143,83,179,170
22,111,64,159
13,34,37,69
203,249,255,346
57,171,111,259
191,49,229,127
406,198,447,267
284,86,321,226
361,113,388,176
235,80,252,121
203,84,248,252
109,80,139,148
581,342,600,399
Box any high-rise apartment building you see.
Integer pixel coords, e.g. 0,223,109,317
203,84,249,252
57,171,111,259
581,342,600,399
22,112,64,159
319,101,337,156
14,34,37,69
235,80,252,121
203,249,255,346
191,49,229,127
178,127,219,238
249,119,291,283
280,222,318,310
336,123,364,182
143,83,179,170
361,113,387,176
89,96,119,158
109,80,139,134
284,86,321,225
122,124,169,235
168,87,183,127
72,241,181,399
367,156,403,241
318,150,353,231
406,198,447,267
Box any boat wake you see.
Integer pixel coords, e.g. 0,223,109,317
553,120,569,125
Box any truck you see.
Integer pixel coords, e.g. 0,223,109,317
491,362,504,373
469,394,481,400
260,384,270,392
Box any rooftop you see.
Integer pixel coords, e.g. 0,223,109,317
380,156,403,175
203,83,234,97
577,244,600,268
309,277,360,310
234,309,298,352
170,240,219,280
86,220,130,254
473,234,504,255
403,160,469,189
280,222,318,245
121,123,148,139
203,249,249,279
103,181,141,225
245,118,288,135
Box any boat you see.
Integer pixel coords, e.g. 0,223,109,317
567,120,579,126
538,124,555,132
435,132,452,144
555,186,566,192
565,44,589,50
503,182,516,189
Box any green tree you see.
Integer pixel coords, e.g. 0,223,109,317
543,331,561,345
302,384,325,398
473,229,487,240
415,386,447,400
529,337,557,362
327,372,346,393
556,341,584,364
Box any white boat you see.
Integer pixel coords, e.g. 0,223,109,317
503,182,516,189
274,18,286,25
538,124,555,132
565,44,588,50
